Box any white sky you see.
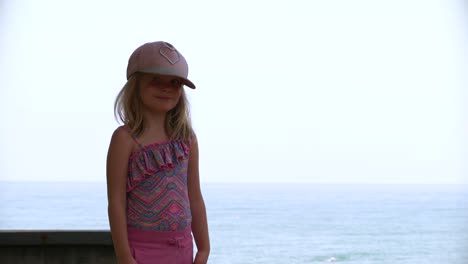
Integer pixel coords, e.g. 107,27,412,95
1,0,467,183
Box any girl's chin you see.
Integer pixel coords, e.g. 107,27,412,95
142,104,176,114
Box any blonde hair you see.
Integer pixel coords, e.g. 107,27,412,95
114,73,193,141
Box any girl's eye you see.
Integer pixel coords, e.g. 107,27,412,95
148,77,181,88
171,79,182,87
149,77,161,86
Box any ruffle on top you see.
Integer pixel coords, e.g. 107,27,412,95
127,139,190,192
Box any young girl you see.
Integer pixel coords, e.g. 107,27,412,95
106,41,210,264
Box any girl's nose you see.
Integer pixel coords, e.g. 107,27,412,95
157,81,172,91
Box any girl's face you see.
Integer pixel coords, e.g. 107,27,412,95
138,74,183,113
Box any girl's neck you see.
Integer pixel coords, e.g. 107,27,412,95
142,110,167,135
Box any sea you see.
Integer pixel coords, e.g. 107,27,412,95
1,181,467,264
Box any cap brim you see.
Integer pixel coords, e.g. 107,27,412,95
137,69,196,89
180,78,196,89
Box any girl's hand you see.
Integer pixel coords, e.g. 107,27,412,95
118,256,138,264
193,250,209,264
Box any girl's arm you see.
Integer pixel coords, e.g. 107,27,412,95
187,134,210,264
106,127,135,263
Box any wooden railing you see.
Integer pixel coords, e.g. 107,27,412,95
0,230,116,264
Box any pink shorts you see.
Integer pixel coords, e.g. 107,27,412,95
127,226,193,264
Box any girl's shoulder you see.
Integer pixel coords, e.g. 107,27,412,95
107,126,135,173
109,125,134,148
113,124,131,137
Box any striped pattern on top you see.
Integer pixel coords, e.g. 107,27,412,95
125,137,192,231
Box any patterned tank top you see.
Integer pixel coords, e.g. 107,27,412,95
124,126,192,231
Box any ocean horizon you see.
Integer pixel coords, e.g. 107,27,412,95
1,181,467,263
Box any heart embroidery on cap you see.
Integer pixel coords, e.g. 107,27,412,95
159,44,180,65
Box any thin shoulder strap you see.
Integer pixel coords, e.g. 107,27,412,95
123,125,143,149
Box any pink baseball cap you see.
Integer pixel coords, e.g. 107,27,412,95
126,41,196,89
